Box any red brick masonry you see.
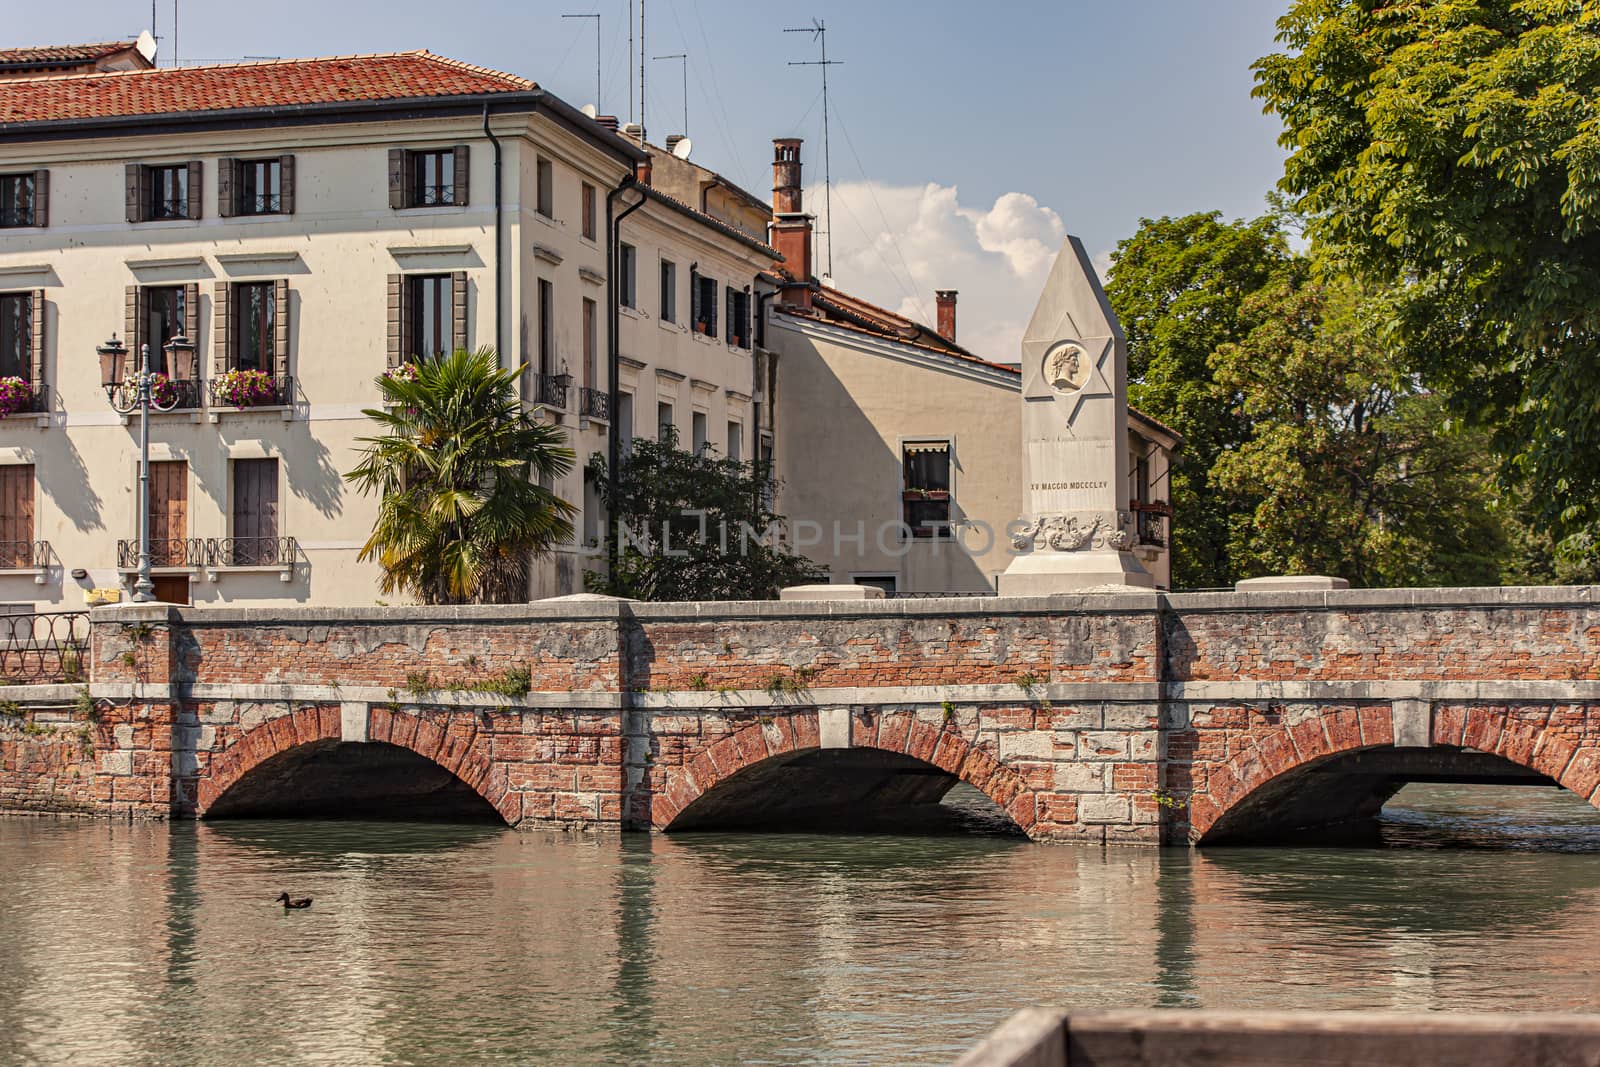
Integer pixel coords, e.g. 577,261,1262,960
0,586,1594,845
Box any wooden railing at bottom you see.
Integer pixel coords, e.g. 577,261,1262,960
954,1008,1600,1067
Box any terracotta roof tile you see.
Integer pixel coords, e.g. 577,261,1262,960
0,42,135,66
0,51,536,124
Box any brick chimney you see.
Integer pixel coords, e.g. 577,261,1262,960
770,138,813,309
635,154,653,186
935,290,957,341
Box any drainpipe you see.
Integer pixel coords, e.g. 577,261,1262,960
606,175,646,576
482,103,506,360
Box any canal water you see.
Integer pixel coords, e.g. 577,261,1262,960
1,784,1597,1065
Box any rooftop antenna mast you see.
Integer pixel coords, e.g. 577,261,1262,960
171,0,179,67
561,13,602,112
653,53,687,137
638,0,646,142
785,18,840,279
627,0,634,122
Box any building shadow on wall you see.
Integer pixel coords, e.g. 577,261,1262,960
45,423,105,534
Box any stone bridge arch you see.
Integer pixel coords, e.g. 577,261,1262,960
1188,704,1600,844
651,709,1040,837
196,705,516,824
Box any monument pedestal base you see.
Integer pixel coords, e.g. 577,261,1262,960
997,549,1155,596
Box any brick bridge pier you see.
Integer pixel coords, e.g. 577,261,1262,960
2,586,1597,845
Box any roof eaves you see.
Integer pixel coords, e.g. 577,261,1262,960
636,184,781,260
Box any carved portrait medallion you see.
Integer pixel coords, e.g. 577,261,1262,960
1043,341,1090,394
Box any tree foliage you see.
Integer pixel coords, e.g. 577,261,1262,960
346,348,576,604
1253,0,1600,562
587,432,827,601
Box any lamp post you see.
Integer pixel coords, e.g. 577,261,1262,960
100,333,185,602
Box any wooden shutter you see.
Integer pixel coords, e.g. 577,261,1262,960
744,289,753,349
212,282,230,375
183,283,198,348
278,154,296,215
451,271,468,353
148,461,187,564
124,286,141,358
386,274,403,368
232,458,278,542
216,158,236,217
0,465,35,551
31,170,47,228
690,268,700,326
452,144,469,206
27,291,43,388
387,148,407,209
725,288,735,343
706,280,717,336
185,161,202,220
125,164,143,223
273,279,289,378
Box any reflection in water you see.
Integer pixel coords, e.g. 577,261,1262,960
0,785,1596,1064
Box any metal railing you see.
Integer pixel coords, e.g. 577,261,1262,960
208,536,298,567
0,382,48,416
579,387,610,421
533,373,569,410
0,540,49,569
117,537,207,569
1133,502,1171,549
105,377,203,411
209,373,293,409
0,610,89,683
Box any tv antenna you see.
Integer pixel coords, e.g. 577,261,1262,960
653,53,687,138
561,13,602,113
785,18,841,279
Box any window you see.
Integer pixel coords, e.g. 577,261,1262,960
726,287,751,348
726,420,742,462
537,158,555,218
228,283,273,373
126,162,198,223
582,297,597,389
408,275,452,360
388,146,467,209
0,465,34,567
0,293,31,380
230,458,280,564
0,173,39,228
692,411,708,453
619,243,637,308
143,286,188,376
580,181,596,240
538,280,555,376
148,164,189,220
657,401,674,442
235,158,282,215
660,260,677,323
617,392,635,454
903,441,952,538
692,271,717,336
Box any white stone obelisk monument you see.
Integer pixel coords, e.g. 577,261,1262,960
998,236,1154,594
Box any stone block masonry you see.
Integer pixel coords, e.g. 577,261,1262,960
0,585,1591,845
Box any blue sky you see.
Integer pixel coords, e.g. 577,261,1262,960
14,1,1292,359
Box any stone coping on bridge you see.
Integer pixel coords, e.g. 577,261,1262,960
88,582,1598,627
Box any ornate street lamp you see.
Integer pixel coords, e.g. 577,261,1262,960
101,335,183,603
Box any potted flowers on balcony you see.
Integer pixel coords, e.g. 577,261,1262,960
0,377,34,418
216,368,279,409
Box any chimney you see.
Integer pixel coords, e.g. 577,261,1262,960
770,138,813,308
595,114,619,132
935,290,957,341
635,155,653,186
621,121,644,144
665,133,685,154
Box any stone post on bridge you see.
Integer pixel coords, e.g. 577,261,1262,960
999,237,1154,594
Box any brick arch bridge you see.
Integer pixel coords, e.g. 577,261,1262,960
2,585,1594,845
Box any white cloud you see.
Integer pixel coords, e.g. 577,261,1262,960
811,180,1068,364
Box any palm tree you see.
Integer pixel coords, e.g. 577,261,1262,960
346,347,576,604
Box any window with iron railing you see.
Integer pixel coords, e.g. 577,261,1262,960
0,174,37,228
903,441,952,538
236,158,282,215
412,150,454,207
147,164,189,220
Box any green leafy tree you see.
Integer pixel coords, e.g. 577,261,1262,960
1210,276,1508,586
346,348,576,604
1106,212,1301,588
588,432,826,601
1253,0,1600,565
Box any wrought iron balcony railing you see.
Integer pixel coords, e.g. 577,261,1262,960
1132,502,1171,549
579,387,610,421
0,540,50,569
0,382,49,416
106,377,204,412
209,373,293,409
533,373,569,410
0,610,89,684
117,537,207,569
207,536,298,567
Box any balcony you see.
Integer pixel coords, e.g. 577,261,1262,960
209,372,293,411
106,376,204,413
579,387,610,422
532,372,569,410
0,539,51,584
1132,502,1171,549
117,537,207,570
0,382,48,420
207,536,298,568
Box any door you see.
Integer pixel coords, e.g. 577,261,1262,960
231,459,279,564
0,465,33,568
147,461,187,566
151,575,189,605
